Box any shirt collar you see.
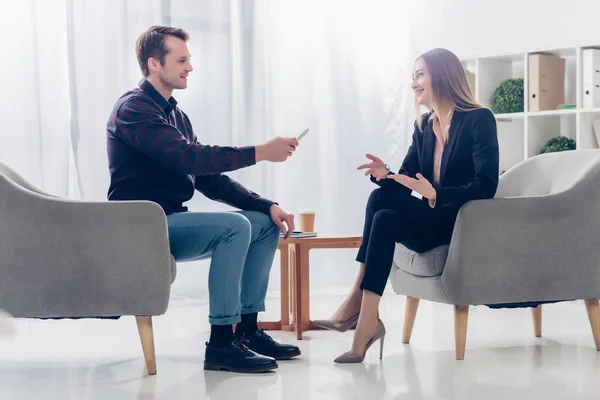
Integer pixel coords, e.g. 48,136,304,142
428,108,454,124
138,78,178,114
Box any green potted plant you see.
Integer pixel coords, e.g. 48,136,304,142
540,136,576,154
491,78,524,114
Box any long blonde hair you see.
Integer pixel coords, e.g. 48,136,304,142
415,48,482,131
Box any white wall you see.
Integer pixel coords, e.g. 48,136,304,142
412,0,600,59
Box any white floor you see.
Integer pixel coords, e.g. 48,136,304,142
1,294,599,400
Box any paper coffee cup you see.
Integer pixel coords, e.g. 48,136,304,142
298,209,316,232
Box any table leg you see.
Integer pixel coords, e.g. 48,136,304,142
280,244,290,327
289,239,363,337
301,248,310,328
260,243,289,331
299,247,326,331
294,244,303,340
290,245,296,320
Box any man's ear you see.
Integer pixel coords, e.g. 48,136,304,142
148,57,160,73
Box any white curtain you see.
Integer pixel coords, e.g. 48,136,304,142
0,0,416,305
0,0,73,196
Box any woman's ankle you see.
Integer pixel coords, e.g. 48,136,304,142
351,317,379,354
332,297,362,321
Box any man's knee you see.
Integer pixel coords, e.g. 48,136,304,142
241,211,279,239
223,212,252,238
259,213,279,240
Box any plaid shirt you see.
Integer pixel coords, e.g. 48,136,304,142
106,79,275,215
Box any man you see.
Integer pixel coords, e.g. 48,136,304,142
106,25,300,373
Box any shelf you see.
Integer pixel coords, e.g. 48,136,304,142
527,112,576,157
477,58,524,109
494,109,600,119
528,47,576,58
579,107,600,114
497,118,525,173
467,52,524,63
464,44,600,173
528,109,577,117
494,112,525,121
579,113,600,149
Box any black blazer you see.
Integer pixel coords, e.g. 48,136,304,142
373,108,499,214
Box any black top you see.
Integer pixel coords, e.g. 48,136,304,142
373,108,499,214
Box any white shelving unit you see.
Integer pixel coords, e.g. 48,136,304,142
462,45,600,174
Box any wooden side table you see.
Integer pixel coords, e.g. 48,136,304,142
260,242,294,331
261,235,362,339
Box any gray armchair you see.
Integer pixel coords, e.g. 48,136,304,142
389,149,600,359
0,162,176,375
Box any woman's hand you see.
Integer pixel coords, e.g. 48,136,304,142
357,154,389,181
388,173,437,200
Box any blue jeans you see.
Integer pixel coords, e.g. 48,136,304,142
167,210,279,325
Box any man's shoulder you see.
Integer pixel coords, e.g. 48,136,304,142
107,88,154,133
113,87,155,113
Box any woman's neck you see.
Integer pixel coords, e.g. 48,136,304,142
434,101,454,125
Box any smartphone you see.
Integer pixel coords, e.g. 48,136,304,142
297,128,309,141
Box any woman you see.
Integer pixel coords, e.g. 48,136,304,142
313,48,499,363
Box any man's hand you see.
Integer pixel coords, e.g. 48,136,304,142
357,153,389,181
255,137,299,163
269,204,295,239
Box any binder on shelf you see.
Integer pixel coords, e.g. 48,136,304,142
528,54,566,112
582,49,600,109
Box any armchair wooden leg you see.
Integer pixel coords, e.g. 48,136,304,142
532,305,542,338
136,316,157,375
402,296,420,344
584,299,600,351
454,305,469,360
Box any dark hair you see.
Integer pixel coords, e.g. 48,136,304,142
136,25,190,77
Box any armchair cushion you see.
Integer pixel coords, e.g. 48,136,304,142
393,244,449,277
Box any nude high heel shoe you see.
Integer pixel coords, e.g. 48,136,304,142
312,313,359,333
334,319,386,363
